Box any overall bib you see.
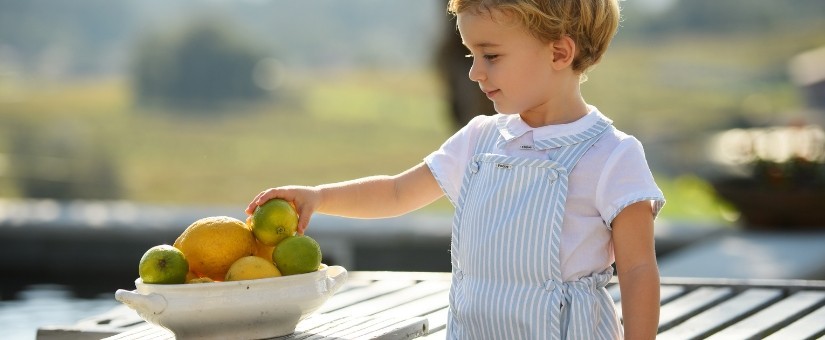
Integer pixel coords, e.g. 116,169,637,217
447,115,623,339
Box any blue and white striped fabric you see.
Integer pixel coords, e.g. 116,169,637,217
447,115,623,339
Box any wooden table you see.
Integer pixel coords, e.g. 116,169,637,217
37,272,825,340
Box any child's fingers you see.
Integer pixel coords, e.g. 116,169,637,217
245,188,279,214
244,201,258,215
245,192,265,215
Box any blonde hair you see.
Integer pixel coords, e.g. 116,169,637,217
448,0,620,73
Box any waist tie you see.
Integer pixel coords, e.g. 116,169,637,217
547,269,614,340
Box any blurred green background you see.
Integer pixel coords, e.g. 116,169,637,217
1,0,824,223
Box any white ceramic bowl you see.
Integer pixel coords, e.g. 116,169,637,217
115,265,347,339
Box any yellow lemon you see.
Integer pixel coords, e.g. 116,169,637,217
174,216,256,281
138,245,189,284
225,256,281,281
273,235,322,276
250,199,298,246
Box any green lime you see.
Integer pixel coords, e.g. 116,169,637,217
139,245,189,284
250,199,298,246
273,235,322,276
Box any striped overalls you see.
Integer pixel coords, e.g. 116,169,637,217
447,115,623,339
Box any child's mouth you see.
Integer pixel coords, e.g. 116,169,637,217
485,89,500,98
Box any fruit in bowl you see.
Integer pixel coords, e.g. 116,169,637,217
173,216,257,281
138,245,189,284
121,204,342,339
225,255,281,281
249,198,299,246
274,235,322,276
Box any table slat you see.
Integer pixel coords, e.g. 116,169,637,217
333,317,427,340
326,281,449,317
285,314,357,339
419,328,447,339
373,289,450,319
658,287,733,331
614,285,687,320
422,307,450,334
660,285,688,304
706,290,825,340
306,317,394,340
318,280,417,313
102,324,171,340
301,316,427,340
657,288,783,340
764,304,825,340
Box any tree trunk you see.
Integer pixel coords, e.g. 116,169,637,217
436,14,496,131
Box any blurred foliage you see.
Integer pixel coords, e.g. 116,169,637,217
0,71,731,221
0,0,824,222
621,0,825,37
655,175,737,223
132,17,271,110
0,72,453,208
5,118,122,199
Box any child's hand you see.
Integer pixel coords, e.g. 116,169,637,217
246,185,320,235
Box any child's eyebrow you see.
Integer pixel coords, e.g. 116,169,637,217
463,41,501,49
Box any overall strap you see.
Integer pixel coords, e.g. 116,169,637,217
535,119,612,339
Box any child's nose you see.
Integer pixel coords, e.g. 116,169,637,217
468,58,485,82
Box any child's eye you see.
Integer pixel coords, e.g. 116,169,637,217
464,54,499,61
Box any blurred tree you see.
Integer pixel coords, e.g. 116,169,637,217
132,17,270,111
436,14,495,131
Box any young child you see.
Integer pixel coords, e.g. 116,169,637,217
247,0,664,338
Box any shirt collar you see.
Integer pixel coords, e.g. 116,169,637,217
496,106,613,149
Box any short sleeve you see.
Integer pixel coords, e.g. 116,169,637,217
424,115,488,206
595,137,665,228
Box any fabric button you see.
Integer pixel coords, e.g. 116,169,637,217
548,169,559,183
544,279,557,291
470,161,480,174
455,270,465,280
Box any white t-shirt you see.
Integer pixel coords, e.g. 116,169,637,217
425,107,665,281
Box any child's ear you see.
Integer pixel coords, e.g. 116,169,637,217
551,35,576,70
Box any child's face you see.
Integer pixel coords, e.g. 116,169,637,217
457,9,560,117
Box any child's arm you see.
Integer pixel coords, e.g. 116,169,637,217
612,201,660,340
246,162,443,233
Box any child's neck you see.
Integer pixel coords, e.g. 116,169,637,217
519,96,589,128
